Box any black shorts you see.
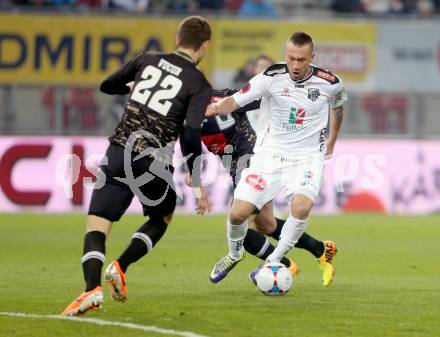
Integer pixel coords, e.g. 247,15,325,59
227,135,255,189
88,143,176,222
229,153,250,189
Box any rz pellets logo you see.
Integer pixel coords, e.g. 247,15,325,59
289,107,305,125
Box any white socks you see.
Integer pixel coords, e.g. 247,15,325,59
267,215,308,262
227,218,248,260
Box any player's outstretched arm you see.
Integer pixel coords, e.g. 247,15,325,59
326,105,344,159
205,96,240,116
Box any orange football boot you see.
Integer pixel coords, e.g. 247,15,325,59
104,260,128,302
287,258,299,277
61,286,104,316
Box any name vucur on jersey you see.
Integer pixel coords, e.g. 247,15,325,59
104,51,212,157
233,63,347,156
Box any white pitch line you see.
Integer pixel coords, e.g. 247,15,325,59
0,312,211,337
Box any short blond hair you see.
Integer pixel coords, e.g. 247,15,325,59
289,31,313,50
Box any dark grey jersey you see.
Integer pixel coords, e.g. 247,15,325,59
101,51,212,156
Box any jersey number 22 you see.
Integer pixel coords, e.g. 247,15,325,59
131,65,183,116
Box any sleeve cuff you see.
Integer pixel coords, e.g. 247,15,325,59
232,92,246,108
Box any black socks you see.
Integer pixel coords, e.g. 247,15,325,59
82,231,106,292
296,232,325,258
117,218,168,273
244,228,291,267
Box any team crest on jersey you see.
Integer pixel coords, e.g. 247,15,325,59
239,82,251,94
308,88,320,102
282,88,290,96
245,174,266,191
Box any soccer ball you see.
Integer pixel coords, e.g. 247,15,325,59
254,262,293,296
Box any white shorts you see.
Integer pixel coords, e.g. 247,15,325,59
234,151,325,209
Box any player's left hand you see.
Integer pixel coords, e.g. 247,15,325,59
186,175,212,215
194,186,212,215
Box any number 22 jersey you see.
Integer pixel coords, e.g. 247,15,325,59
101,51,212,155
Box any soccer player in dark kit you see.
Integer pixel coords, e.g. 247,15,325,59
62,16,213,316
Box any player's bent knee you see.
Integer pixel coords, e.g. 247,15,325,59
229,210,248,225
229,206,252,224
291,194,314,220
291,205,312,220
229,200,255,224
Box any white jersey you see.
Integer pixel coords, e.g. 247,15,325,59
233,63,347,156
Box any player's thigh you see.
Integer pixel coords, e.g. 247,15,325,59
284,153,325,212
234,156,282,211
88,144,134,222
253,202,276,235
88,180,134,222
128,154,177,219
286,153,324,219
137,173,177,220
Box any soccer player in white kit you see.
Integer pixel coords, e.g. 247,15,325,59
207,32,346,283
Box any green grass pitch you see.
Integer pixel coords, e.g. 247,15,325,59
0,213,439,337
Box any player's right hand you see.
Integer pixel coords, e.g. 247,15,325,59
205,103,220,116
